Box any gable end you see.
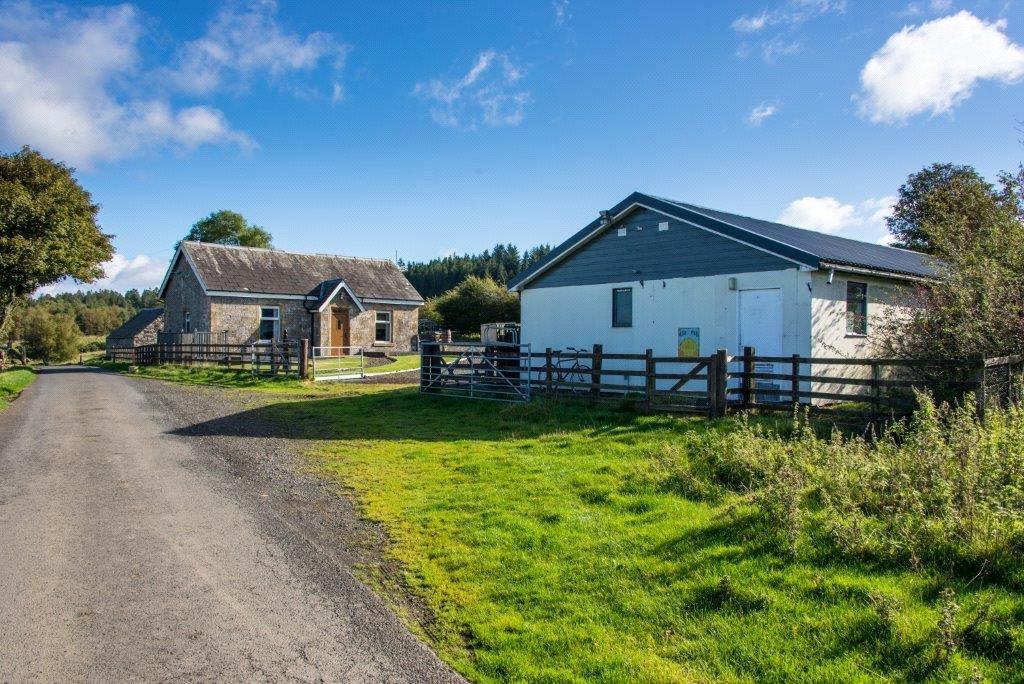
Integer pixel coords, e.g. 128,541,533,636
525,207,797,289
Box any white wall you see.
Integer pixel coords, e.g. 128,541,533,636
520,268,813,390
809,270,918,400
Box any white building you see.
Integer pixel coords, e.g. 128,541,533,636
509,192,936,397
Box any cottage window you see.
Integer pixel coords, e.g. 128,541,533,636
183,310,191,333
612,288,632,328
259,307,280,341
375,311,392,343
846,281,868,336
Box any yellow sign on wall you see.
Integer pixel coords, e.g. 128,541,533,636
677,327,700,357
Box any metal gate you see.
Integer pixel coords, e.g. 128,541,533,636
420,341,532,402
311,346,365,381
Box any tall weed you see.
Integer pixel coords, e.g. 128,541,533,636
700,393,1024,573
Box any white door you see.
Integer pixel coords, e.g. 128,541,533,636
738,288,784,401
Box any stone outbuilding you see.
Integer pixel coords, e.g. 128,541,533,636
105,307,164,354
157,242,423,352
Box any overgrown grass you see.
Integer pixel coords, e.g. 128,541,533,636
0,367,36,410
283,391,1024,682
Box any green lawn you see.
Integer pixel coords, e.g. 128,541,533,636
0,367,36,410
96,362,1023,681
268,390,1018,682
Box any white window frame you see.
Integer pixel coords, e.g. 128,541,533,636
183,310,191,333
845,281,869,336
259,306,280,342
375,311,393,343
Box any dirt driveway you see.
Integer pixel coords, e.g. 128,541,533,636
0,366,461,682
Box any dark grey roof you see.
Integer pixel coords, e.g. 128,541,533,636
508,192,940,289
107,308,163,340
654,196,939,279
176,242,423,302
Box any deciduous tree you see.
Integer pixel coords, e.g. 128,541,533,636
183,210,273,248
0,147,113,339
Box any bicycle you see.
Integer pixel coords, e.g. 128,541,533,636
554,346,592,395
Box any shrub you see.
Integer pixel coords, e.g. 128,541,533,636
20,308,79,363
428,275,519,336
699,393,1024,574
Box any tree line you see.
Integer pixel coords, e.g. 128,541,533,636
402,243,551,300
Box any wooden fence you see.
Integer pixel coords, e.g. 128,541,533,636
107,340,306,377
421,342,1022,419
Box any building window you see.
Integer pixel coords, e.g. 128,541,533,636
612,287,632,328
183,310,191,333
259,307,280,341
375,311,392,343
846,281,868,336
616,227,627,237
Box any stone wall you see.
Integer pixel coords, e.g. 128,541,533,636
209,297,313,345
105,315,163,353
163,258,209,334
314,293,419,352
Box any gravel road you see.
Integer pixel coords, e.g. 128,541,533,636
0,366,461,682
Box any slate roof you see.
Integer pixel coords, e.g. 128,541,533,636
107,308,163,340
508,192,940,290
169,242,423,302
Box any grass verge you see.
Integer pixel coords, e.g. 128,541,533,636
0,367,37,410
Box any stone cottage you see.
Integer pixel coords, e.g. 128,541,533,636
105,307,164,355
157,242,424,351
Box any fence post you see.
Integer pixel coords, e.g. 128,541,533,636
545,348,553,394
707,354,719,419
742,346,756,408
591,344,603,398
299,338,309,380
644,349,655,411
975,355,987,423
716,349,729,417
790,353,801,409
871,362,881,420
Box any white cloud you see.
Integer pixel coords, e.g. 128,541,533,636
35,252,168,296
732,0,846,33
166,0,348,97
857,11,1024,124
898,0,953,17
747,102,778,126
778,195,897,242
0,1,251,166
413,50,529,128
553,0,571,26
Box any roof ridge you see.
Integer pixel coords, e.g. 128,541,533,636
646,193,919,253
181,240,397,265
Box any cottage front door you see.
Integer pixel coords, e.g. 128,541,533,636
329,307,350,353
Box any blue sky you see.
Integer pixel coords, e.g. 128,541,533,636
2,0,1022,294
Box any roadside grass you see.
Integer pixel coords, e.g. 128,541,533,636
0,367,37,410
265,390,1020,682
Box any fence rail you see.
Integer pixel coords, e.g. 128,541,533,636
107,340,304,377
420,342,1023,419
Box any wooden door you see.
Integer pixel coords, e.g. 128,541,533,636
329,307,350,352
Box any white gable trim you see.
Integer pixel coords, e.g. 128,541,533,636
510,202,812,291
316,279,367,313
157,246,210,299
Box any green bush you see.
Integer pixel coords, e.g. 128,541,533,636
428,275,519,335
20,308,80,363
